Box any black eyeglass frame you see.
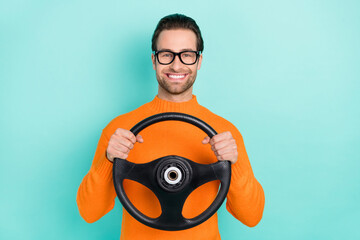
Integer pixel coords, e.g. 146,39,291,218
154,50,201,65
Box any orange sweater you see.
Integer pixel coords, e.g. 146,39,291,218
77,95,265,240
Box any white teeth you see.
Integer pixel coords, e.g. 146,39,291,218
168,74,185,79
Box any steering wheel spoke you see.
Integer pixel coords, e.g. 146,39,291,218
189,161,220,189
158,191,188,221
114,158,158,192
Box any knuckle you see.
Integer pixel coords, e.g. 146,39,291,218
124,132,132,141
127,131,134,139
108,138,115,144
112,135,121,143
125,132,131,139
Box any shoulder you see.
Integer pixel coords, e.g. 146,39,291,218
102,103,151,137
196,104,242,137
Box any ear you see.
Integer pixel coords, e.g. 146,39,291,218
197,53,203,70
151,53,156,70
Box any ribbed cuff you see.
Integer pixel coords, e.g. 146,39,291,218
92,154,113,183
231,161,252,187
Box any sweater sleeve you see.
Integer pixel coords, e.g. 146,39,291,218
76,129,117,223
225,128,265,227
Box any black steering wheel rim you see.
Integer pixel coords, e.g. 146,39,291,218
113,112,231,231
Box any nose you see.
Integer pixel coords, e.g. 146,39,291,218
169,54,183,71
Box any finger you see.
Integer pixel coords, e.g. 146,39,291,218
216,145,237,156
210,131,233,145
124,131,137,144
218,152,237,164
117,137,134,150
106,151,114,162
211,139,236,152
136,134,144,143
112,142,130,154
115,128,136,144
106,146,129,161
111,149,128,160
202,136,210,144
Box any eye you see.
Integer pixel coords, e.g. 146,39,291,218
159,52,173,58
182,52,195,58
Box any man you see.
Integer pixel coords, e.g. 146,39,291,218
77,14,265,240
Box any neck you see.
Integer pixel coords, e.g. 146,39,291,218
157,86,193,102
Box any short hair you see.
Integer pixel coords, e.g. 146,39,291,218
151,13,204,52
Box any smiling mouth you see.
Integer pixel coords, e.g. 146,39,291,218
166,73,188,80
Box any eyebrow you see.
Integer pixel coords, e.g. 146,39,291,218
157,48,197,52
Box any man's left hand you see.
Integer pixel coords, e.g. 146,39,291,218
202,131,238,164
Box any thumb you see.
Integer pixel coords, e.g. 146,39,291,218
136,134,144,143
202,136,210,144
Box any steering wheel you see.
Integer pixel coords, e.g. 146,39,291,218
113,112,231,231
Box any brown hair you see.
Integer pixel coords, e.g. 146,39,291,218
151,14,204,52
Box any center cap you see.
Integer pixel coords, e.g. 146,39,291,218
156,156,192,192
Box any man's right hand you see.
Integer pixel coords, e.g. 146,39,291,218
106,128,144,162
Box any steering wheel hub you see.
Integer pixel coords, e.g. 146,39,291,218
156,156,191,192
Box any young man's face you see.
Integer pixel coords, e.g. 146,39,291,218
152,29,203,96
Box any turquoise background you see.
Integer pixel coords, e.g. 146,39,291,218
1,0,359,239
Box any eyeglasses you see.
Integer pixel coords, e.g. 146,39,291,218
154,50,201,65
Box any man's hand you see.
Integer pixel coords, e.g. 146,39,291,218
106,128,144,163
202,131,238,164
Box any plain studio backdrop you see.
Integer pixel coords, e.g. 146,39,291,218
0,0,359,239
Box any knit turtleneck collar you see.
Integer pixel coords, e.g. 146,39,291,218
146,95,200,113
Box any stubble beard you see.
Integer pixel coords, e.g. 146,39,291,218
156,71,197,95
